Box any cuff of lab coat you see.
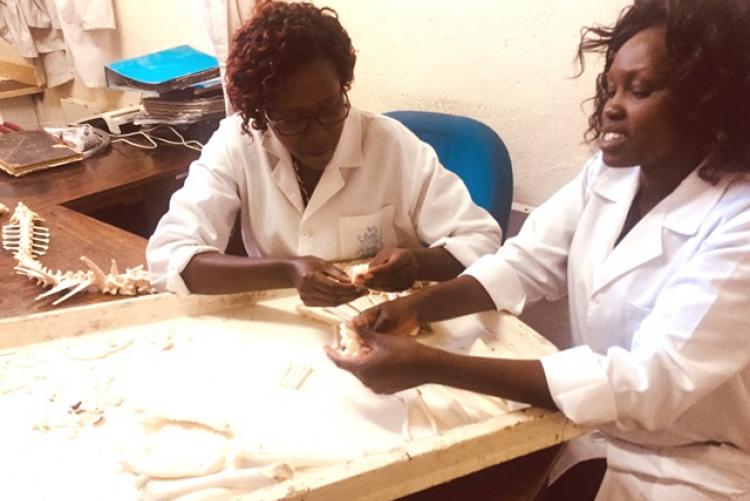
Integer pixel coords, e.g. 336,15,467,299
166,245,221,295
541,346,617,426
461,254,526,315
429,236,480,268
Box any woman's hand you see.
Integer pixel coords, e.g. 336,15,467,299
352,295,420,336
363,247,419,291
288,256,366,306
325,326,440,394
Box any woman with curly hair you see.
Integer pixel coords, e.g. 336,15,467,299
147,1,501,304
329,0,750,498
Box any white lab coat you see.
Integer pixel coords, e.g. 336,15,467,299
147,108,502,294
51,0,117,88
466,153,750,499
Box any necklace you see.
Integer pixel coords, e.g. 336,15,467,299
291,158,311,206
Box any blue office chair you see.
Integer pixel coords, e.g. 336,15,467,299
384,111,513,240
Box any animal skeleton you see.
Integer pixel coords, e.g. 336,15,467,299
1,202,155,305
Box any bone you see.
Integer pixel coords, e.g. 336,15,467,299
35,278,81,300
341,302,363,315
324,306,356,322
347,262,370,284
81,255,109,286
334,323,367,358
278,363,313,390
52,278,94,305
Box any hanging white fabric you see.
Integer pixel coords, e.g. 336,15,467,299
0,0,118,88
201,0,255,114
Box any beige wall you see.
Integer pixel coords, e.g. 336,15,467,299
35,0,630,206
316,0,629,206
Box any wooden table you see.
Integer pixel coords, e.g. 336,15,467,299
0,142,196,211
0,142,577,500
0,143,197,319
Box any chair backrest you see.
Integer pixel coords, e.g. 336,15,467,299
384,111,513,240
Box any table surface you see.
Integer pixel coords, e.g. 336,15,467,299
0,143,196,319
0,142,197,210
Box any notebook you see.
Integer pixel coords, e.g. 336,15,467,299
0,130,83,177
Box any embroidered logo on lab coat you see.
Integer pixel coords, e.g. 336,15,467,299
356,226,383,258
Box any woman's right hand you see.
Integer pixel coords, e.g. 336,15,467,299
351,295,421,337
288,256,366,306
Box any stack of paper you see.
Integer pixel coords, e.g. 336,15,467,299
105,46,225,125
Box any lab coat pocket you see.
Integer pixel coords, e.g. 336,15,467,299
338,205,397,259
624,301,654,348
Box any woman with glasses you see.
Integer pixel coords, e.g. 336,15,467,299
147,1,501,305
329,0,750,498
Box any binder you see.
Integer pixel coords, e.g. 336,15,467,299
105,45,220,93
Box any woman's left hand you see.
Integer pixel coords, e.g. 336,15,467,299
325,325,438,394
363,247,419,291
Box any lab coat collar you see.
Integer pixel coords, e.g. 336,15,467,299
661,168,731,236
262,132,304,213
590,164,640,203
592,164,728,294
262,108,364,216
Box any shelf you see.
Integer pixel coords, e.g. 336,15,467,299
0,79,43,99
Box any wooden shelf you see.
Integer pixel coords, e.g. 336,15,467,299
0,79,43,99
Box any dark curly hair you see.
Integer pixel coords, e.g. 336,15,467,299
225,1,356,136
577,0,750,181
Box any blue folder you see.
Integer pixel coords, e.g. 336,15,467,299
105,45,220,92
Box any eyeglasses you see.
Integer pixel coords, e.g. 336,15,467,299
265,94,350,136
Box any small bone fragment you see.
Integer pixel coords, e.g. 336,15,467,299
333,323,367,358
347,262,370,284
279,363,313,390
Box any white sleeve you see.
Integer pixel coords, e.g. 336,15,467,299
542,200,750,429
407,140,502,267
463,155,600,314
146,126,242,294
